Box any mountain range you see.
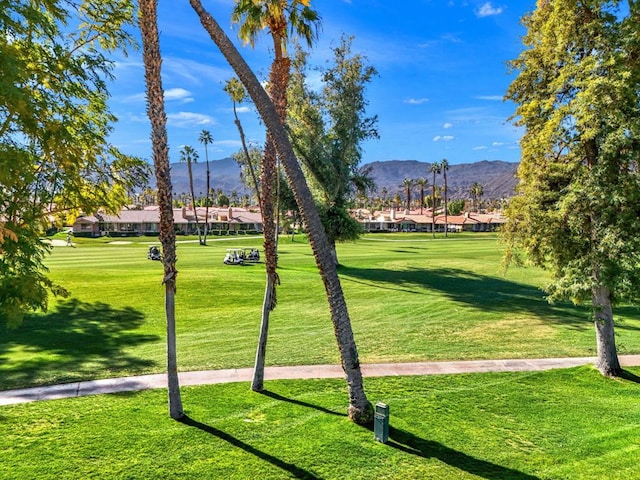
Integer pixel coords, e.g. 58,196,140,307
164,158,519,201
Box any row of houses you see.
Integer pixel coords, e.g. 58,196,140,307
71,206,506,237
72,206,263,237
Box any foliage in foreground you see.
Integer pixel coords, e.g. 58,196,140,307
2,367,640,479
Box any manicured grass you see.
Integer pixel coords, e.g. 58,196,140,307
2,233,640,390
2,366,639,479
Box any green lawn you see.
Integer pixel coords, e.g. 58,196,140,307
2,366,639,479
2,233,640,390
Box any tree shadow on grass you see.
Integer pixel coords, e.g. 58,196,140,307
382,425,541,480
260,390,346,418
178,415,321,479
0,298,158,390
338,265,640,332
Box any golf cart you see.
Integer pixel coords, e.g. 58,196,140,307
147,245,162,261
223,248,244,265
243,248,260,262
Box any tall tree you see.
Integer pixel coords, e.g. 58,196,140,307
0,0,148,326
231,0,320,392
470,182,483,213
179,145,201,241
190,0,373,424
503,0,640,377
415,178,428,215
288,38,378,266
441,158,450,237
429,161,441,237
139,0,184,418
402,178,413,213
225,78,262,203
198,130,213,245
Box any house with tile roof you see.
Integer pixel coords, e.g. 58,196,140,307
72,206,263,237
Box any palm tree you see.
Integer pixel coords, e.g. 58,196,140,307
415,177,427,215
470,182,483,213
441,158,449,237
224,78,261,200
231,0,319,393
179,145,202,241
198,130,213,245
190,0,373,424
380,187,388,208
402,178,413,213
139,0,183,419
429,161,441,237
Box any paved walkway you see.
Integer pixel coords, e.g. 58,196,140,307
3,355,640,406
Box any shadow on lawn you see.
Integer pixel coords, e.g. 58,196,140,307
0,298,158,390
338,265,640,332
384,425,541,480
260,390,346,418
178,415,321,479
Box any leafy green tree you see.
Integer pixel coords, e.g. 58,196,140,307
139,0,184,418
447,199,465,216
198,130,214,245
190,0,373,424
503,0,640,376
288,37,378,266
0,0,148,326
231,0,320,392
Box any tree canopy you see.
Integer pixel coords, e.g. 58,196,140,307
0,0,149,326
503,0,640,375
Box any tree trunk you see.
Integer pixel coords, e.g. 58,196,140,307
592,286,621,376
204,158,210,245
443,171,448,238
139,0,183,419
251,273,276,391
188,161,202,244
190,0,373,424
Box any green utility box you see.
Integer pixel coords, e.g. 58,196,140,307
374,402,389,443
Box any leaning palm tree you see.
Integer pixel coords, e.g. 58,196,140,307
231,0,319,393
402,178,413,213
224,78,261,200
429,161,441,237
179,145,202,243
190,0,373,424
441,158,449,237
198,130,213,245
139,0,183,419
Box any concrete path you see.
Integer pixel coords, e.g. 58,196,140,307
3,355,640,406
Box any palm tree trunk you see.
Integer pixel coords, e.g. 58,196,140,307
190,0,372,424
139,0,183,419
188,162,202,243
443,172,448,238
204,159,210,244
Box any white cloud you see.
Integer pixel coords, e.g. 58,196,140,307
473,145,488,151
236,106,251,113
476,2,504,17
167,112,215,128
492,141,505,146
443,122,453,129
475,95,504,101
164,88,194,103
405,98,429,105
433,135,455,142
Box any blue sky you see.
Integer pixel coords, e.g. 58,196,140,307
107,0,537,166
